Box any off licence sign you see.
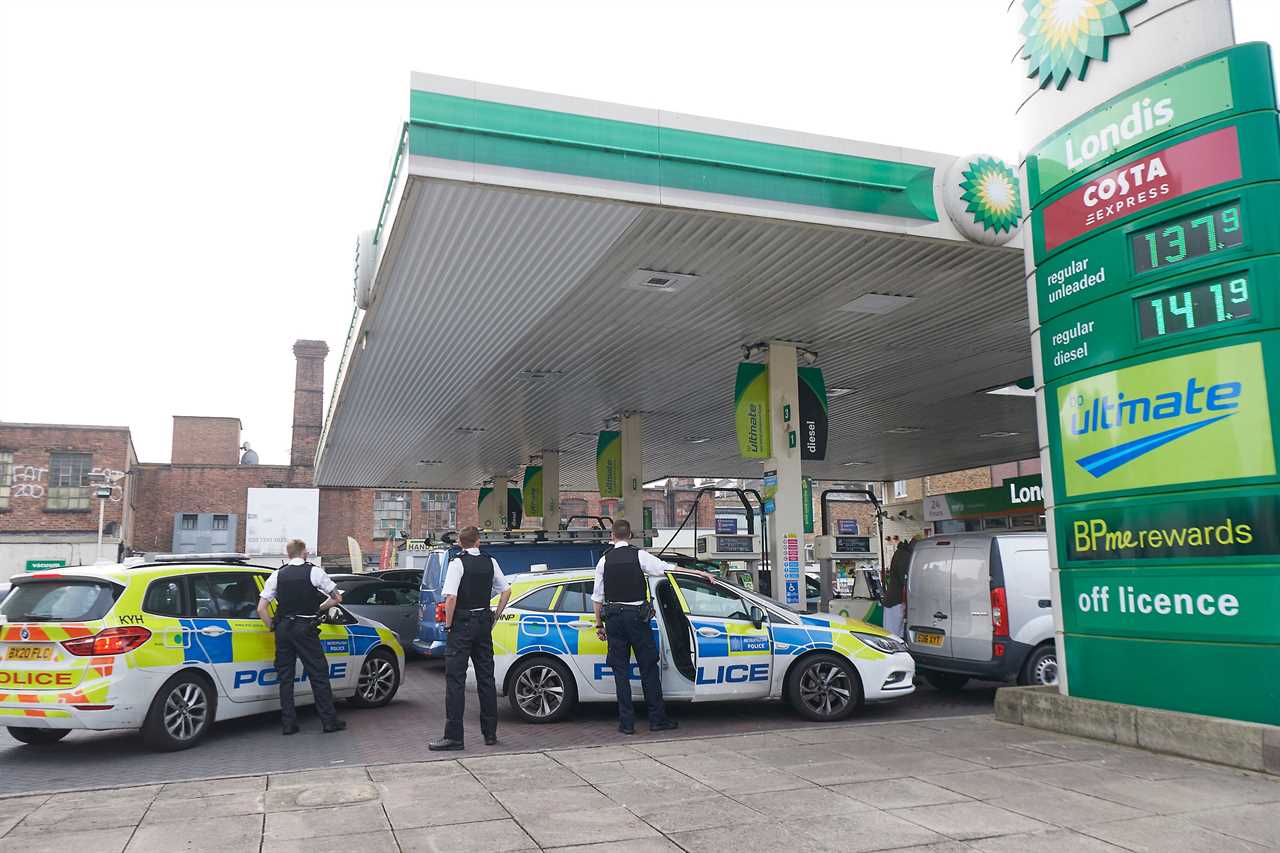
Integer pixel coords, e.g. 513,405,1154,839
1039,125,1242,256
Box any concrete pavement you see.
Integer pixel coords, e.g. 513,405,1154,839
1,714,1277,852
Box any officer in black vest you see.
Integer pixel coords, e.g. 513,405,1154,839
591,519,714,734
256,539,346,735
429,526,511,751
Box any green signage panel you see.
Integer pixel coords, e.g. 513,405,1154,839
1040,253,1279,384
931,474,1043,518
1036,183,1280,324
1031,111,1280,266
1060,565,1280,644
25,559,66,572
1063,634,1280,725
1047,334,1280,503
1027,43,1277,205
1056,486,1280,566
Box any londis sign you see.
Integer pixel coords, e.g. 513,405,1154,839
1026,44,1276,205
1031,111,1280,263
1049,339,1277,501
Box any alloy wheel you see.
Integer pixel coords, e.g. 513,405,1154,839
514,665,565,719
359,656,397,704
163,682,208,742
798,661,852,718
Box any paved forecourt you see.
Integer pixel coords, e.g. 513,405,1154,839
0,657,995,797
1,714,1277,852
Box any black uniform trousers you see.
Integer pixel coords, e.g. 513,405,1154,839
274,616,339,727
604,605,670,728
444,609,497,742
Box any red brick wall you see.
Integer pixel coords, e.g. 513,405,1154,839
0,425,135,538
131,464,295,552
925,467,993,495
291,340,328,467
171,417,241,465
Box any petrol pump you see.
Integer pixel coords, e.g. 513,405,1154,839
813,533,883,622
694,533,764,592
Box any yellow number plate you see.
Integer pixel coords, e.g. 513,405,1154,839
5,646,53,661
914,631,944,648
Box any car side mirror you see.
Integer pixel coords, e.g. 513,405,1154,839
749,605,766,630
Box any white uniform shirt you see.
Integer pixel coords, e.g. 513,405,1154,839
442,548,511,609
259,558,337,602
591,542,674,605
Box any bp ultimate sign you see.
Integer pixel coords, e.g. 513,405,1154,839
1015,3,1279,724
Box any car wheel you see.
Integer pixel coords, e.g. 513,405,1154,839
6,727,70,745
787,654,863,722
1019,644,1059,686
142,671,216,751
350,648,401,708
922,670,970,692
508,657,576,723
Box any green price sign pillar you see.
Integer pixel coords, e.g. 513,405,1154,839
1026,42,1280,725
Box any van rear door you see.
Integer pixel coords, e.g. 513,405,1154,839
948,541,994,660
905,541,954,657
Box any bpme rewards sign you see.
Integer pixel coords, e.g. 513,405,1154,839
1015,4,1280,725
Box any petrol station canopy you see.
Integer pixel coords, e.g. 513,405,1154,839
314,73,1035,490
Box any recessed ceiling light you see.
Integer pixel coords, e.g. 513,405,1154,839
828,387,855,398
516,369,566,381
842,461,870,466
979,431,1020,438
885,427,923,435
623,268,698,294
418,459,443,465
839,293,916,315
456,426,487,433
686,437,712,444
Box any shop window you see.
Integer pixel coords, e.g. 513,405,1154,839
48,452,92,510
0,451,11,510
983,517,1010,530
373,490,410,539
420,491,458,529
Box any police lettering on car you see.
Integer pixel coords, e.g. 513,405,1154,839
592,519,714,735
256,539,347,735
429,526,512,751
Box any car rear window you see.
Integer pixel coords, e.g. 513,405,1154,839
1,580,122,622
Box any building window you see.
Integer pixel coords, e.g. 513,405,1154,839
419,491,458,530
0,451,11,510
212,515,229,531
645,500,667,528
47,452,92,510
373,491,410,539
893,480,909,499
181,514,199,530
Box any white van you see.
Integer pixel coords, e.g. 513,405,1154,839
904,532,1056,690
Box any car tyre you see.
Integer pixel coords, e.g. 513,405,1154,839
142,671,216,751
1018,643,1059,686
922,670,970,692
508,657,576,723
787,653,863,722
6,727,70,745
349,648,401,708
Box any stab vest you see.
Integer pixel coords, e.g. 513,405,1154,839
602,545,646,603
275,562,325,618
455,551,495,610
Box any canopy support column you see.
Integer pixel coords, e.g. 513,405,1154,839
620,414,644,527
765,342,806,611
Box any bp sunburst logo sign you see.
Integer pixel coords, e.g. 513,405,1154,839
1020,0,1145,90
944,155,1021,246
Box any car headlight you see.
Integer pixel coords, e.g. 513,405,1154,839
852,631,908,654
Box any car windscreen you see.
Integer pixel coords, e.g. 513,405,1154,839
1,580,123,622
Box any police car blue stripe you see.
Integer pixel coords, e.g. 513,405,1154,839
345,625,382,655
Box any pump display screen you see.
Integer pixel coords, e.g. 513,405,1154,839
713,535,757,554
834,536,871,555
1130,203,1244,274
1136,274,1253,340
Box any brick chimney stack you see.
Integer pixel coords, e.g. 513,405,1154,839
291,340,329,469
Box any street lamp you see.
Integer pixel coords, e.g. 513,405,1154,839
95,487,113,562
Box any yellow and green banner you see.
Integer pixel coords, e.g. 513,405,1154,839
735,363,770,459
522,466,543,515
597,431,622,498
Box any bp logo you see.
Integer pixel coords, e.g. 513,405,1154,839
943,154,1021,246
1020,0,1145,90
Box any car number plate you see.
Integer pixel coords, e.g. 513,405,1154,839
5,646,53,661
914,631,944,648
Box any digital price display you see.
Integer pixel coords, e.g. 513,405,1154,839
834,535,871,555
1130,202,1244,274
698,535,757,554
1136,274,1253,341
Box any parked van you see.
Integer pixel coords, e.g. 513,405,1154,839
905,532,1056,690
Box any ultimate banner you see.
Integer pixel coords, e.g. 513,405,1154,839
735,363,771,459
597,431,622,498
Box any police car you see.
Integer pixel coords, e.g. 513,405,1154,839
0,555,405,750
492,568,913,723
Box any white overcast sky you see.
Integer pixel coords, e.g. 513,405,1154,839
3,1,1277,465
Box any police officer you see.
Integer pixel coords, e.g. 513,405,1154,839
591,519,713,735
429,526,511,751
256,539,346,735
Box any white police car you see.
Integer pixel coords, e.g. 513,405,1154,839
491,568,913,723
0,556,404,750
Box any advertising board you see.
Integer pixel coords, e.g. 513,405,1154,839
245,488,320,556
